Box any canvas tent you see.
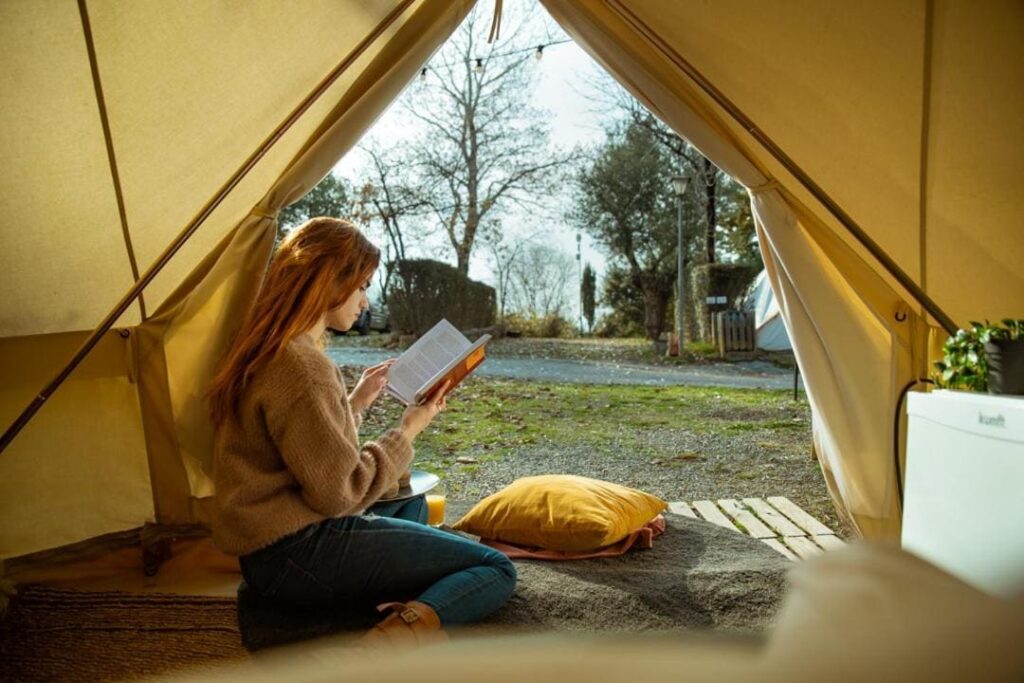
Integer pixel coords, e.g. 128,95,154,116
747,270,791,352
1,0,1022,570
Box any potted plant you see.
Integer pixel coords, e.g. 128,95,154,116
985,319,1024,395
933,319,1024,395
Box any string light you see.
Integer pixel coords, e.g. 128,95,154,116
416,39,572,84
480,38,570,61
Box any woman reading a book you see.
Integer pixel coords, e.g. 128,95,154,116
208,217,516,648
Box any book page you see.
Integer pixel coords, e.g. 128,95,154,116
413,335,490,404
387,319,470,404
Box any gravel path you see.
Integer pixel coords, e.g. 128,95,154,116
327,347,802,391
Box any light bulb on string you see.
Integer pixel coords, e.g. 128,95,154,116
474,58,484,73
419,67,427,83
534,45,544,61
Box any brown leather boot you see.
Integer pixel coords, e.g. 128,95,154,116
357,601,448,649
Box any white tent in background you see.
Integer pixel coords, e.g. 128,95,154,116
749,270,792,352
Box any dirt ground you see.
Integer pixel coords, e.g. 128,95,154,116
340,356,849,539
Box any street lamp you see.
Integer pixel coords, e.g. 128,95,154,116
576,233,583,336
671,174,689,355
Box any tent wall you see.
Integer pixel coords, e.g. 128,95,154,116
542,0,1022,539
0,331,153,558
0,0,472,560
924,1,1024,323
0,1,142,335
1,0,408,338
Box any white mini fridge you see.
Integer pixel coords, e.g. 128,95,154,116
902,390,1024,597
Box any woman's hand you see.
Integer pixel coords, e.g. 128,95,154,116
399,381,449,441
349,359,395,414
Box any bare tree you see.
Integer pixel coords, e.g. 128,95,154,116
481,220,533,326
352,144,429,295
509,242,573,319
406,5,572,275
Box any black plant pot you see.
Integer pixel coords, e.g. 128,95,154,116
985,338,1024,395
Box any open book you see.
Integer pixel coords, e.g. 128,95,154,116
385,319,491,405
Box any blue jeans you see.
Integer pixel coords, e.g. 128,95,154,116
239,495,516,626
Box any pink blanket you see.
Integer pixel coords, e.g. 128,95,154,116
482,515,667,561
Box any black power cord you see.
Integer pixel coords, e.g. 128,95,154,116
894,378,935,505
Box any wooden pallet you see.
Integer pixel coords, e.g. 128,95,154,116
667,496,844,560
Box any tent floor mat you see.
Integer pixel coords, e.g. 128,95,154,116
0,585,246,681
1,512,791,680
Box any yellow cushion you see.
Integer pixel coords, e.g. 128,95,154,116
452,475,667,552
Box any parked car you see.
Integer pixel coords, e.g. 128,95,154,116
351,300,390,335
369,300,391,333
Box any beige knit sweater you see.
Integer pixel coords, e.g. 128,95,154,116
212,335,413,556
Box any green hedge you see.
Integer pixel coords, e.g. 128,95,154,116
388,259,496,335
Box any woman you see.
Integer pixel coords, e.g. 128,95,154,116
209,217,516,647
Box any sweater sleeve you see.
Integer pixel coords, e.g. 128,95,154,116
334,365,362,432
263,381,414,516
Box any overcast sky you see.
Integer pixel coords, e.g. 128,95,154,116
332,1,623,315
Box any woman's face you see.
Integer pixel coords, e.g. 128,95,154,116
324,279,370,332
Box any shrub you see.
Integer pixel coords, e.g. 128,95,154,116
388,259,495,335
504,312,576,338
594,311,645,338
596,265,646,338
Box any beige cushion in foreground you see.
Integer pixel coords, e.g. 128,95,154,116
163,543,1024,682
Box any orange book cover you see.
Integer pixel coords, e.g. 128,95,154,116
385,319,491,405
416,343,487,404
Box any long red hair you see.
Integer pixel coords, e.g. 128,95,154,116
209,217,379,428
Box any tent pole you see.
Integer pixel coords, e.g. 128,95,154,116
79,0,147,321
0,0,416,456
606,0,958,336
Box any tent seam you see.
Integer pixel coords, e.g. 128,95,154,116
918,0,934,314
77,0,146,321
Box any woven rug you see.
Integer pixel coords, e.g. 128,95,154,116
1,512,792,680
0,586,244,682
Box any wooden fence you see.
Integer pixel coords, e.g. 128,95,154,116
713,310,755,356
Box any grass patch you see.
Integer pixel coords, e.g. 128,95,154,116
362,376,809,464
353,371,842,536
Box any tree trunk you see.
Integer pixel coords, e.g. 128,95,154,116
456,244,471,275
704,157,717,263
638,275,670,342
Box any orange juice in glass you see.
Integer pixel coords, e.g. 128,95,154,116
426,494,446,527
